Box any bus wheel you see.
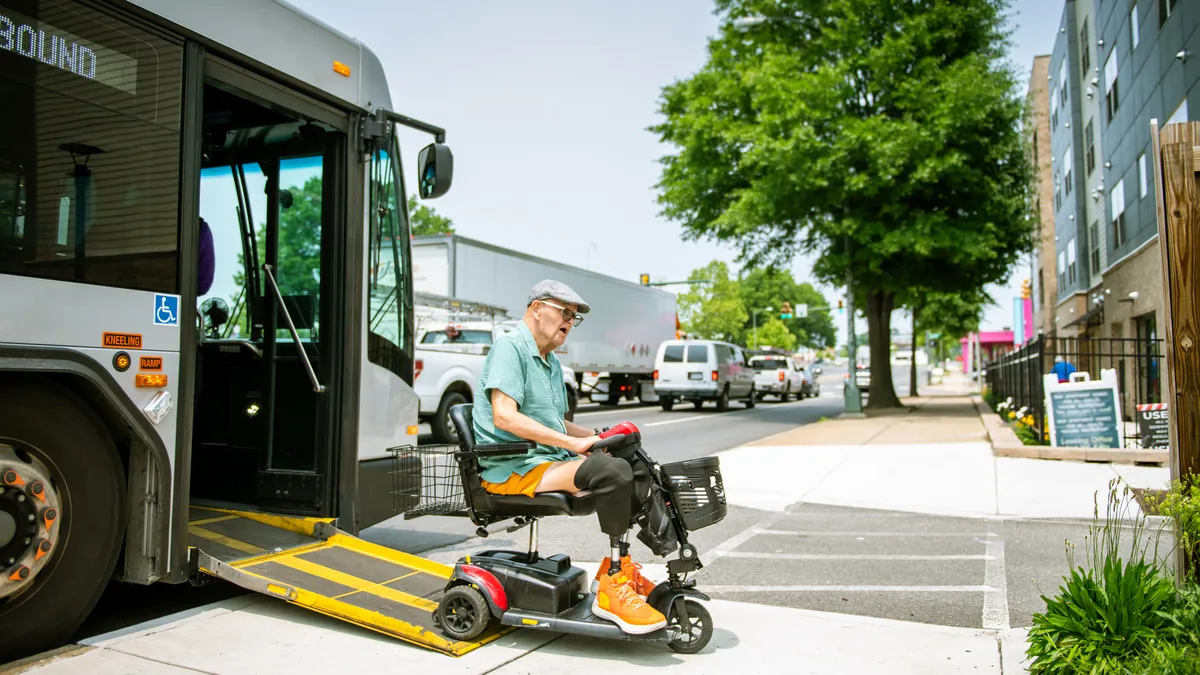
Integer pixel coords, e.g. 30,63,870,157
0,380,125,664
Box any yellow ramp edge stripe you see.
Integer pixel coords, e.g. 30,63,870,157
271,555,440,612
324,533,453,579
228,563,505,656
187,514,238,526
189,525,266,556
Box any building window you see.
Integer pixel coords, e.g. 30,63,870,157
1104,50,1120,122
1054,170,1062,211
1089,222,1102,272
1111,178,1127,247
1067,238,1077,284
1167,97,1189,125
1033,130,1039,167
1051,85,1059,129
1059,60,1068,108
1139,153,1148,198
1058,251,1067,289
1131,4,1140,48
1085,120,1096,175
1159,0,1178,30
1080,19,1091,75
1063,146,1073,196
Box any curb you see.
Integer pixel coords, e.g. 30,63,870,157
969,396,1167,466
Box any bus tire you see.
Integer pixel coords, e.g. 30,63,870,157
0,379,126,664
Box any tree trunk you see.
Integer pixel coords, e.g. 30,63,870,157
909,307,919,397
865,291,903,409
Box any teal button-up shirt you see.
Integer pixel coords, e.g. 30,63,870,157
473,321,577,483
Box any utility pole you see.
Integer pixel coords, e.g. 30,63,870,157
1152,119,1200,486
844,263,863,414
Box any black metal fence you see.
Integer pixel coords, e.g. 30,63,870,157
983,336,1164,447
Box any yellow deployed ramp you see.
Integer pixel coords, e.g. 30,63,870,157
188,507,508,656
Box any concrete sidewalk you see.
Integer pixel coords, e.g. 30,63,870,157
723,396,1169,519
13,594,1028,675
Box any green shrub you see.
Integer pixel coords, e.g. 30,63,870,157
1121,643,1200,675
1147,479,1200,580
1028,480,1175,674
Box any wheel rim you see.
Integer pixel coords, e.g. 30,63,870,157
444,596,477,634
0,444,63,602
670,611,705,645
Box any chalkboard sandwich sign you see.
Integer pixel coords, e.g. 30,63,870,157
1043,370,1124,449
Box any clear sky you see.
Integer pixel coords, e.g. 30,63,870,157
288,0,1065,346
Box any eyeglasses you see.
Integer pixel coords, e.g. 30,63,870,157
538,300,584,327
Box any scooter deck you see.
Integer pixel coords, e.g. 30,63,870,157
499,595,677,643
187,506,512,656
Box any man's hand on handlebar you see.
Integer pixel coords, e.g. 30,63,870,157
569,435,602,455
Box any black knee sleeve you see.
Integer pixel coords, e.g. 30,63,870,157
576,450,633,490
575,451,635,539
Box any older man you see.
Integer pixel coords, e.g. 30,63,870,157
472,280,665,635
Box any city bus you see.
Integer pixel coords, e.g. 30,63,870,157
0,0,462,660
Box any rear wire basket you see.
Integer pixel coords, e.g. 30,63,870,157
660,457,727,531
389,444,467,518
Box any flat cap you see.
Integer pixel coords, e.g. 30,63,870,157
527,279,590,314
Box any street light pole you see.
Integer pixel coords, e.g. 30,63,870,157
844,244,863,414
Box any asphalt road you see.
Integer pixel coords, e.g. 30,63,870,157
64,364,1106,652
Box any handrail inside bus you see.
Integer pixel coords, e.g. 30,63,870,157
262,263,325,394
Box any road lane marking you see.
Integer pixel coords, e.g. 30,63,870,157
982,520,1010,630
721,552,992,561
759,530,997,538
705,585,997,593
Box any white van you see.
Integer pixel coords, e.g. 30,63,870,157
653,340,756,411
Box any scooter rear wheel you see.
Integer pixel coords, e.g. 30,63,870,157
667,599,713,654
437,585,491,641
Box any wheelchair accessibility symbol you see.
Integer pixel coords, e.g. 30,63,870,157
153,294,180,326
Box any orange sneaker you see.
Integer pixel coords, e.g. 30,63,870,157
592,572,667,634
594,555,657,597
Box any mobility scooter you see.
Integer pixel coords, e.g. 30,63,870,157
428,404,726,653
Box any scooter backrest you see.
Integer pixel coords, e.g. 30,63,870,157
449,404,476,452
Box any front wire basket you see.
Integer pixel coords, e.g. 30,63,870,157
389,444,467,518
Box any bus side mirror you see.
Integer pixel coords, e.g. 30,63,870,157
418,143,453,199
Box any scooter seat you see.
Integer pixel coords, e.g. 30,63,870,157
479,489,597,518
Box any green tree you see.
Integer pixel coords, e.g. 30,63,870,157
651,0,1032,409
748,316,796,351
231,177,322,337
739,268,837,348
408,195,455,236
677,260,747,341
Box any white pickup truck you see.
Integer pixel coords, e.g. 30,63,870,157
415,321,579,444
748,354,808,401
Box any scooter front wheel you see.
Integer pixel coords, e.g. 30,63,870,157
667,599,713,654
437,585,492,641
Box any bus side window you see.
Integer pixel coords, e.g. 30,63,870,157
366,132,414,383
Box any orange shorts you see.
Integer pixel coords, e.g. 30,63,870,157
480,463,553,498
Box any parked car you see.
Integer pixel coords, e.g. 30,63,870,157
653,340,756,411
798,360,821,398
843,365,871,395
749,355,804,401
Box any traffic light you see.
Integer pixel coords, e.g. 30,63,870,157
838,299,844,314
639,274,650,285
780,301,792,319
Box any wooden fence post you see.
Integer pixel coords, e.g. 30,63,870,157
1153,119,1200,487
